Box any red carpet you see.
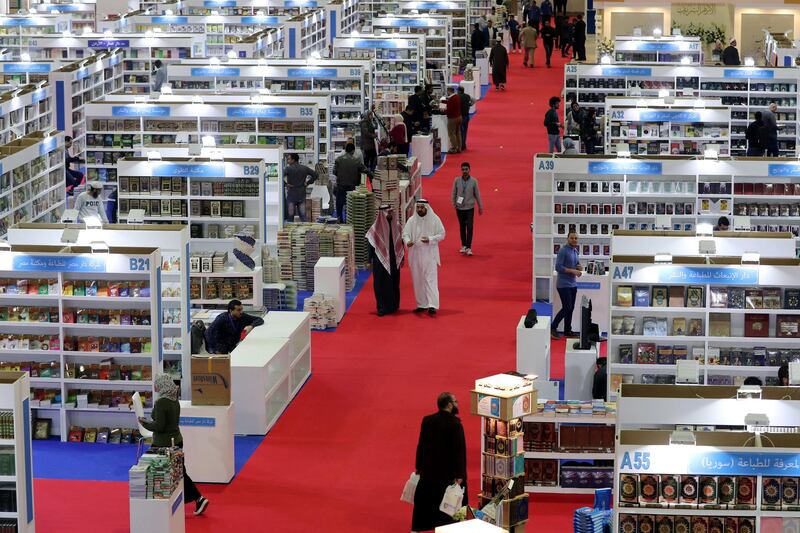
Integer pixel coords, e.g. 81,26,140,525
36,47,591,531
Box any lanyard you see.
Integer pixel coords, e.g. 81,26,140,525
459,177,470,197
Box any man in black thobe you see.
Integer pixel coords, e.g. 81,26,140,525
366,205,403,316
411,392,467,532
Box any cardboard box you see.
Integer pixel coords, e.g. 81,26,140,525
191,355,231,405
470,390,535,421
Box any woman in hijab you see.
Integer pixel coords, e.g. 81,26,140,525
390,113,409,156
139,374,209,515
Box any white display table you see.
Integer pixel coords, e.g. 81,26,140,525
516,314,550,380
411,133,434,175
229,311,311,435
314,257,346,323
179,401,235,483
476,52,489,86
130,481,185,533
432,114,449,153
564,342,599,402
436,520,505,532
460,78,478,113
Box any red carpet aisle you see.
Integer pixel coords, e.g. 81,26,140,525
35,47,590,531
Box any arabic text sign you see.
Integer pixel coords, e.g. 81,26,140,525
587,161,662,175
88,39,130,48
639,110,701,122
601,67,652,77
152,163,224,178
657,266,758,285
768,164,800,176
12,255,106,273
226,106,287,118
724,68,774,79
689,452,800,476
111,106,171,117
190,67,241,77
287,67,337,78
2,63,50,73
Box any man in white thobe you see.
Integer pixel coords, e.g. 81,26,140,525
402,199,446,315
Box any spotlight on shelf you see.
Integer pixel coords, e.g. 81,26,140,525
62,30,72,37
741,251,760,265
615,143,631,158
82,26,92,35
165,9,174,15
20,52,30,62
745,413,769,448
696,222,713,236
144,30,154,39
90,241,110,254
209,56,221,65
61,209,79,224
744,56,755,67
146,151,162,161
84,215,103,230
738,386,763,401
680,56,691,65
600,54,611,65
50,9,59,15
658,89,670,98
103,29,113,38
256,10,266,15
653,28,662,38
192,95,203,105
669,430,696,446
703,146,719,160
211,10,219,15
202,135,216,148
226,50,237,59
209,150,224,161
654,253,672,264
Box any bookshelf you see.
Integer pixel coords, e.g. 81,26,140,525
532,155,800,304
0,371,34,533
228,26,285,59
607,254,800,399
33,3,97,33
325,0,360,46
612,36,703,65
49,49,124,161
7,223,192,398
334,34,424,116
162,0,283,16
0,59,62,90
0,83,53,146
0,245,162,442
168,58,370,154
0,14,70,60
604,96,731,156
84,93,327,178
371,15,452,91
564,63,800,157
400,1,467,62
764,30,798,67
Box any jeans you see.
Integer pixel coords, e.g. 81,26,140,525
335,186,353,222
548,134,562,153
543,41,554,64
552,286,577,334
287,200,306,221
767,138,779,157
456,208,474,248
461,116,470,149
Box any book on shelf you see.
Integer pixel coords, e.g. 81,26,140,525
633,286,650,307
744,313,769,337
777,315,800,338
727,287,745,309
651,286,668,307
710,287,728,308
616,286,633,307
685,286,704,308
672,317,686,336
668,286,685,308
688,318,703,337
618,344,633,364
635,343,656,364
709,313,731,337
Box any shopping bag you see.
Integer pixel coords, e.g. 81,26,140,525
439,483,464,516
400,472,420,504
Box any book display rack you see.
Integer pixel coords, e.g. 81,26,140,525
604,97,731,157
615,384,800,532
612,36,702,65
324,0,360,46
764,30,799,67
400,1,467,61
0,371,34,533
0,83,52,147
162,0,289,16
0,58,60,91
564,64,800,156
608,253,800,399
167,58,370,155
532,156,800,303
472,373,533,531
0,245,162,442
371,15,452,91
333,35,423,116
523,401,616,495
0,14,69,60
228,10,326,59
228,26,286,59
33,3,96,34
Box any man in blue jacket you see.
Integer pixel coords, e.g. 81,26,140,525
525,0,541,31
540,0,552,20
205,299,265,354
551,232,582,339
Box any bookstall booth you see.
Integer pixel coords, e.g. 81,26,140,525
227,9,327,59
0,82,52,147
764,30,799,67
33,2,97,34
0,371,34,533
400,1,467,63
615,383,800,532
610,36,703,66
0,13,70,60
226,27,285,60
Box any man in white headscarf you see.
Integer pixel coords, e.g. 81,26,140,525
366,205,404,316
402,199,446,315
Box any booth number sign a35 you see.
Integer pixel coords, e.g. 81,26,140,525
620,451,651,471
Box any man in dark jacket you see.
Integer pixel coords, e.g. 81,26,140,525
540,16,556,66
408,86,425,119
573,14,586,60
283,153,318,221
525,0,541,31
746,111,764,156
205,299,264,354
411,392,467,532
359,110,378,171
458,86,472,150
471,22,485,62
333,141,373,221
722,39,741,66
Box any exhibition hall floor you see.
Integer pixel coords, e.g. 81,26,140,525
34,48,588,531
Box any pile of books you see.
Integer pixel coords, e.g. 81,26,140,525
303,294,338,330
276,223,356,291
346,186,377,266
537,400,616,418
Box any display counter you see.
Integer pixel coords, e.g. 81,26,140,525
179,401,235,483
130,480,184,533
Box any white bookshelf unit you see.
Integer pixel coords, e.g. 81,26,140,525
50,49,124,159
228,26,285,59
604,96,731,156
532,156,800,303
0,371,34,533
371,15,451,91
615,384,800,532
0,83,52,146
0,58,59,90
564,63,799,157
0,244,162,441
33,2,97,33
401,0,466,62
612,35,702,65
0,14,69,60
764,30,799,67
7,223,192,398
325,0,360,45
334,34,423,116
228,9,326,59
168,58,370,153
0,131,65,237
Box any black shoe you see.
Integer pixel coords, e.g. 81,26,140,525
428,307,437,315
194,497,209,516
413,307,426,313
550,329,561,339
377,310,385,317
564,331,580,338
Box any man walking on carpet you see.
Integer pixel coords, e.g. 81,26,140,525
411,392,467,533
403,199,446,315
366,205,404,316
489,39,509,90
451,162,483,256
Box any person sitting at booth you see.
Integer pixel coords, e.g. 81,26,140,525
714,216,730,232
204,299,264,354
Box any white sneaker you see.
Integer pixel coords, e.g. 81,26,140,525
460,246,466,254
466,248,473,256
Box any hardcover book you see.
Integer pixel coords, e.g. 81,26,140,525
709,313,730,337
777,315,800,338
635,343,656,364
745,289,764,309
710,287,728,308
618,344,634,364
745,314,769,337
616,286,633,307
642,317,658,337
688,318,703,336
633,286,650,307
651,286,668,307
672,317,686,336
686,286,704,308
728,287,746,309
622,316,636,335
669,286,685,308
